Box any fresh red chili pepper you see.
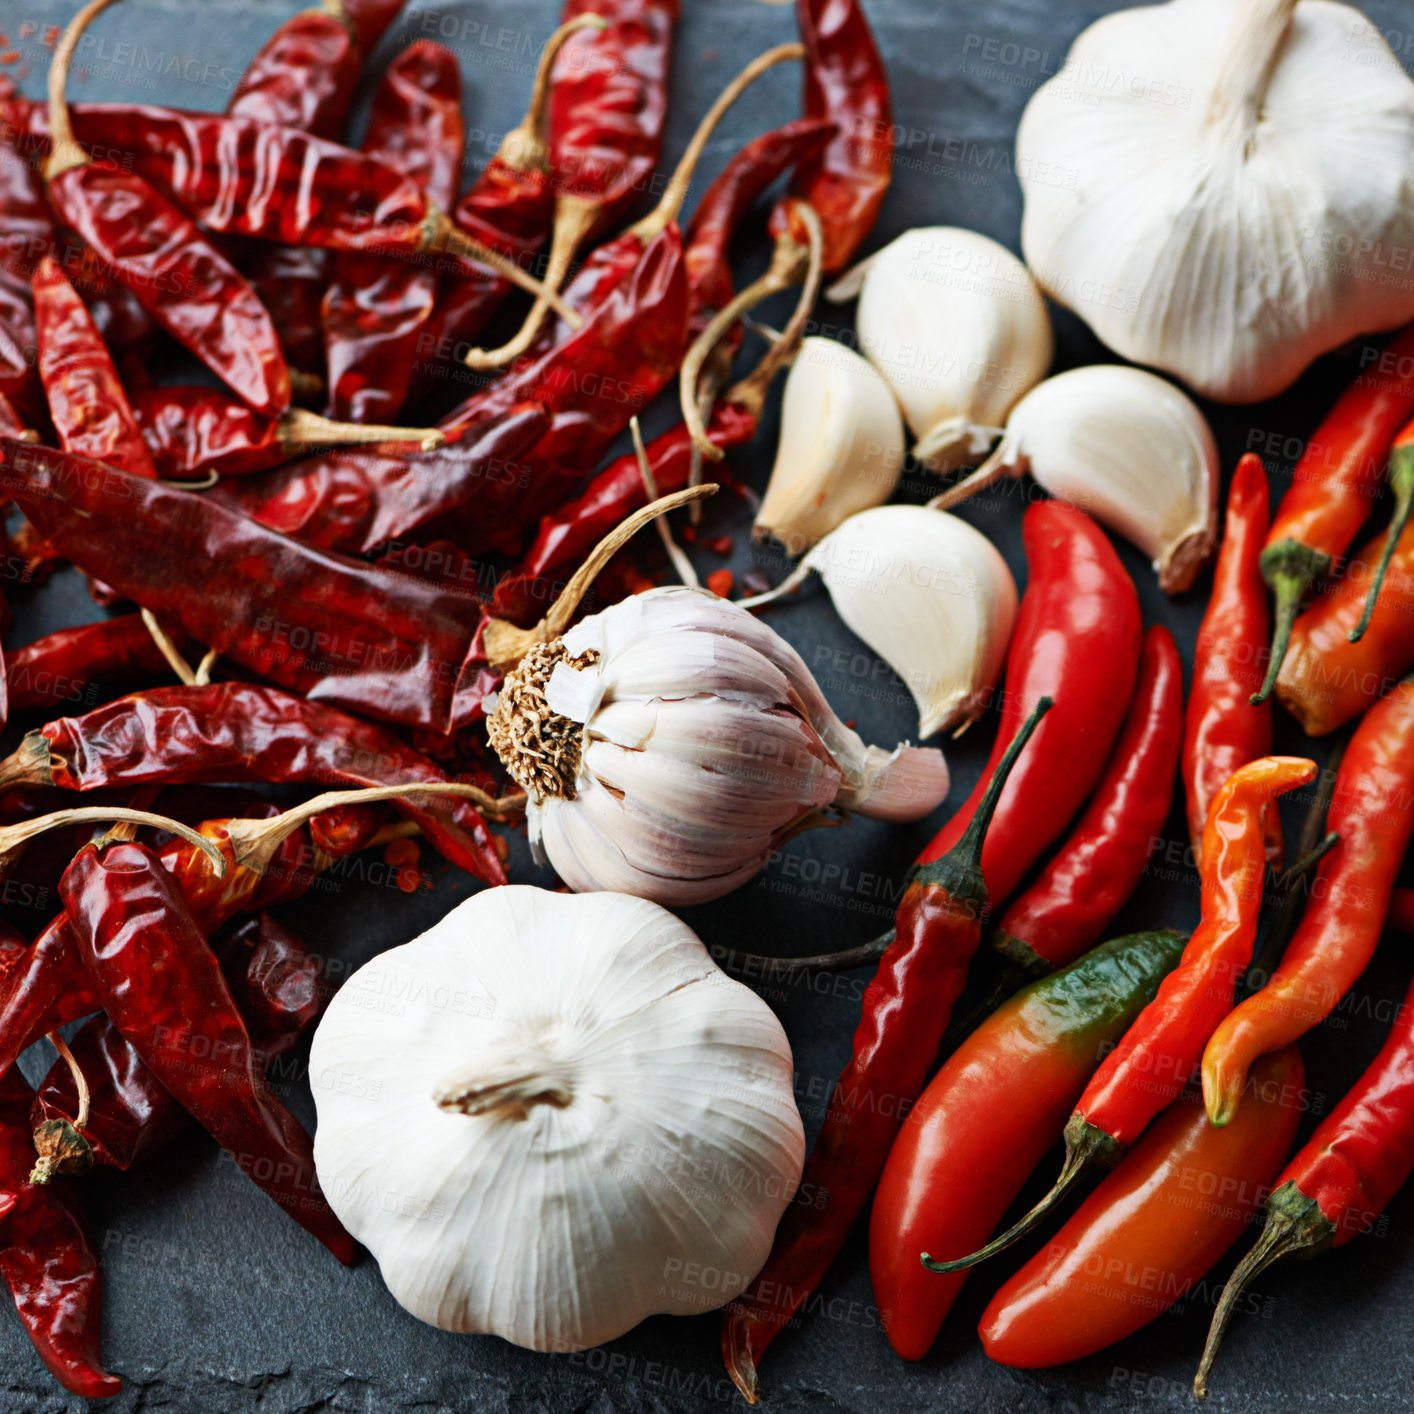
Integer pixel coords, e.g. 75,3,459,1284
0,1067,119,1398
721,697,1052,1402
32,912,320,1176
1196,968,1414,1399
0,435,496,734
131,384,452,480
323,40,463,424
59,838,355,1262
40,7,292,418
980,1047,1304,1369
929,755,1315,1277
1274,520,1414,734
1351,416,1414,640
6,614,191,717
206,400,548,554
915,500,1143,905
1254,323,1414,702
0,680,511,884
31,253,155,478
493,402,757,624
769,0,893,275
227,4,360,139
993,625,1183,977
871,928,1187,1359
1184,453,1280,865
1202,680,1414,1125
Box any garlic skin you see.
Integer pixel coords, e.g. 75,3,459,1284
944,366,1219,594
487,587,949,905
795,506,1017,737
829,227,1053,470
311,887,805,1352
754,336,905,554
1016,0,1414,403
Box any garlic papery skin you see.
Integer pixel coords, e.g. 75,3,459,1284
935,366,1219,594
486,587,949,905
1016,0,1414,403
311,886,805,1352
789,506,1017,738
828,227,1053,471
754,336,905,554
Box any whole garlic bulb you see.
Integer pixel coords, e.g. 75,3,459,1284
311,886,805,1351
754,336,905,554
754,506,1017,737
935,365,1219,594
486,586,950,905
1017,0,1414,403
829,227,1053,470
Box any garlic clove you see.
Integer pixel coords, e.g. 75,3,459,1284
829,227,1053,471
754,336,905,555
779,505,1018,738
1015,0,1414,403
935,366,1219,594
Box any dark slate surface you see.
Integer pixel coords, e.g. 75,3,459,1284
5,0,1414,1410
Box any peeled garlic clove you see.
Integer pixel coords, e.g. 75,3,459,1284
793,505,1017,738
829,227,1053,471
486,586,948,906
940,366,1219,595
754,336,905,554
1016,0,1414,403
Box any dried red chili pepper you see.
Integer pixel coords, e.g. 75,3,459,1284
721,698,1052,1402
1254,323,1414,702
0,1067,119,1397
1274,521,1414,734
206,400,548,553
993,625,1183,977
915,500,1143,906
872,929,1187,1359
342,0,407,51
488,0,677,358
1196,968,1414,1399
0,128,47,425
929,755,1315,1276
59,838,355,1262
32,913,320,1177
6,614,190,717
227,3,360,139
31,253,155,478
131,384,449,480
981,1048,1304,1370
1184,452,1281,864
0,680,510,884
41,4,292,417
323,40,463,424
1202,680,1414,1125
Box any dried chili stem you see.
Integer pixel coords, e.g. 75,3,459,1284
632,416,698,588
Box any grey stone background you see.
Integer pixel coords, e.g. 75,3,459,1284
4,0,1413,1409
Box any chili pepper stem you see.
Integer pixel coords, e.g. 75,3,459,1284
712,929,896,977
630,417,698,588
920,1114,1119,1273
1194,1179,1333,1400
0,733,57,792
1350,443,1414,641
0,805,226,878
30,1033,93,1185
497,15,610,173
467,41,804,372
426,209,582,322
277,408,445,453
1252,541,1331,702
44,0,118,179
482,484,717,669
682,201,825,460
140,608,200,685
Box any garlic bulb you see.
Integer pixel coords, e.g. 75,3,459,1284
486,586,949,905
829,227,1053,470
934,365,1219,594
311,886,805,1351
1016,0,1414,403
754,336,905,554
754,506,1017,737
